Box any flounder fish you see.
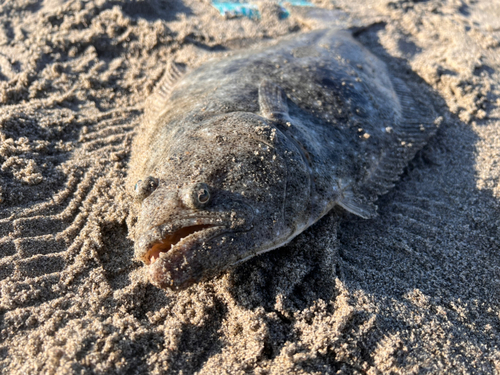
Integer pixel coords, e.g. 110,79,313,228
128,29,436,290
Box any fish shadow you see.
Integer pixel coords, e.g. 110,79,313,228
228,212,341,313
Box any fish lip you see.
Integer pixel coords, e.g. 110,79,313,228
134,216,232,265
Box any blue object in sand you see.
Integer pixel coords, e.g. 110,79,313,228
211,0,313,20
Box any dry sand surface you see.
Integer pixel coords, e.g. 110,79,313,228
0,0,499,373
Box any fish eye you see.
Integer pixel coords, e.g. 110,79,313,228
196,186,210,204
133,176,158,201
183,182,211,209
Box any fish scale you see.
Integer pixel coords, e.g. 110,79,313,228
128,29,437,290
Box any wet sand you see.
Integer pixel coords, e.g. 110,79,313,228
0,0,499,373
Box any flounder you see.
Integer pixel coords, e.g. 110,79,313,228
128,29,436,290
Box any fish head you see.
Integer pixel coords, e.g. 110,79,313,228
132,112,311,290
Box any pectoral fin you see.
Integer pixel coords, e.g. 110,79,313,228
336,189,377,219
258,80,290,122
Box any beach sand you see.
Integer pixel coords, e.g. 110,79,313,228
0,0,499,373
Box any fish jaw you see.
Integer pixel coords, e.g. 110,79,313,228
148,226,230,290
134,216,233,289
133,194,263,289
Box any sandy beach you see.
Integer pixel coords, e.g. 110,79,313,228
0,0,499,373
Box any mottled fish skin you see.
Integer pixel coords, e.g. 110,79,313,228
127,29,436,290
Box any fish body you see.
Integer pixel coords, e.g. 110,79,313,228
128,29,436,290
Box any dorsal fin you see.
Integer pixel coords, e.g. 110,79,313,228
258,80,290,123
357,76,438,202
145,61,187,122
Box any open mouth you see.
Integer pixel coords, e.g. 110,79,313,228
144,224,216,265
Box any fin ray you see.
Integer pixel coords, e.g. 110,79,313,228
145,61,187,123
258,80,290,122
358,77,438,201
337,189,377,219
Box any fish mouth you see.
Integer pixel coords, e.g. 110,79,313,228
143,224,223,265
136,218,231,290
134,204,255,289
